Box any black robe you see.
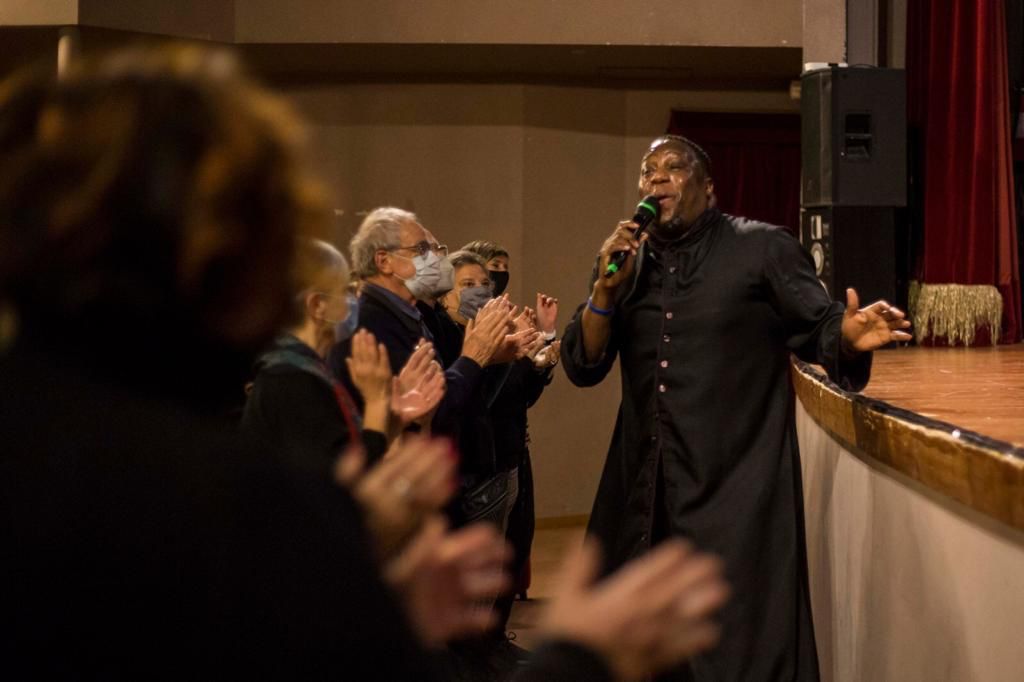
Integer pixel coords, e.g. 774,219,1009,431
560,209,872,682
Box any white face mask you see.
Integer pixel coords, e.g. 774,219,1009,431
403,250,442,300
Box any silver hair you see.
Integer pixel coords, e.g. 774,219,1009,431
349,206,419,279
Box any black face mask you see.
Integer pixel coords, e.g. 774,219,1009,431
489,270,510,296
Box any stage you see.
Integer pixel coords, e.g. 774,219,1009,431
793,343,1024,682
859,343,1024,448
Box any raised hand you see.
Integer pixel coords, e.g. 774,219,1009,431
538,538,729,681
345,329,393,405
535,292,559,334
461,296,514,367
393,341,446,425
333,436,457,559
595,221,648,293
384,517,512,647
512,306,538,334
840,287,913,353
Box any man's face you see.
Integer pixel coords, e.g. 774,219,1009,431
422,227,445,255
638,141,713,228
382,220,429,281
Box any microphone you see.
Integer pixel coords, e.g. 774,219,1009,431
604,195,660,278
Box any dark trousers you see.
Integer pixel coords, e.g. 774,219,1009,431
494,453,535,631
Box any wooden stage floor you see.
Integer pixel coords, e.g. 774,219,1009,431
857,343,1024,448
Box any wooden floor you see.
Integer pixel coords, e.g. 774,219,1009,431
861,343,1024,447
507,525,584,651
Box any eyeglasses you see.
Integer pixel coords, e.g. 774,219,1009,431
387,241,448,258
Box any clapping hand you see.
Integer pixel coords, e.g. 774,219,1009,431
840,288,913,353
539,538,729,681
393,341,446,425
384,517,511,647
334,436,456,560
532,339,561,370
345,329,392,405
512,306,538,334
536,292,559,335
462,296,514,367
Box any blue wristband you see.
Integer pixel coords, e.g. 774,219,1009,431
587,296,614,316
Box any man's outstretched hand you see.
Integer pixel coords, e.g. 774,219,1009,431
840,287,913,354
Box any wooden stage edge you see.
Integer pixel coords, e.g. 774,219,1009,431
792,350,1024,533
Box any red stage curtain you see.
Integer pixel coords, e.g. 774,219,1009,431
666,112,801,233
907,0,1022,343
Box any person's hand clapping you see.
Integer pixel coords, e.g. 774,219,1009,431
384,517,511,647
539,538,729,681
512,306,538,334
460,296,513,367
393,341,446,425
334,436,456,559
536,292,559,335
532,339,561,370
491,327,542,364
345,329,392,405
345,329,393,433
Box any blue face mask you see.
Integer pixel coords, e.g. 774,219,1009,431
333,293,360,343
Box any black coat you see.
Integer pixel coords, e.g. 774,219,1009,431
0,346,427,680
561,209,872,682
0,344,615,681
242,335,387,475
329,284,482,436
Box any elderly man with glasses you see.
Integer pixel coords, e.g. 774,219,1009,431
329,207,515,438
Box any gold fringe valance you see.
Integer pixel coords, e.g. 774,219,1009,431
908,282,1003,346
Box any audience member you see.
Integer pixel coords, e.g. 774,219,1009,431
242,238,443,473
461,239,560,639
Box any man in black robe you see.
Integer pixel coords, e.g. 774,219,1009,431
560,135,912,681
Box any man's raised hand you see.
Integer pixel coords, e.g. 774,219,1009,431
840,287,913,353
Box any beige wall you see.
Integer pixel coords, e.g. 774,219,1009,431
797,402,1024,681
802,0,846,64
78,0,234,42
285,80,797,517
237,0,801,47
0,0,76,25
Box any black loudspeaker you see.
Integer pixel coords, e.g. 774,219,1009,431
800,206,903,308
801,66,907,207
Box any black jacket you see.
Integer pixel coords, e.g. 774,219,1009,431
0,346,427,680
329,284,483,436
242,335,387,475
1,345,613,681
